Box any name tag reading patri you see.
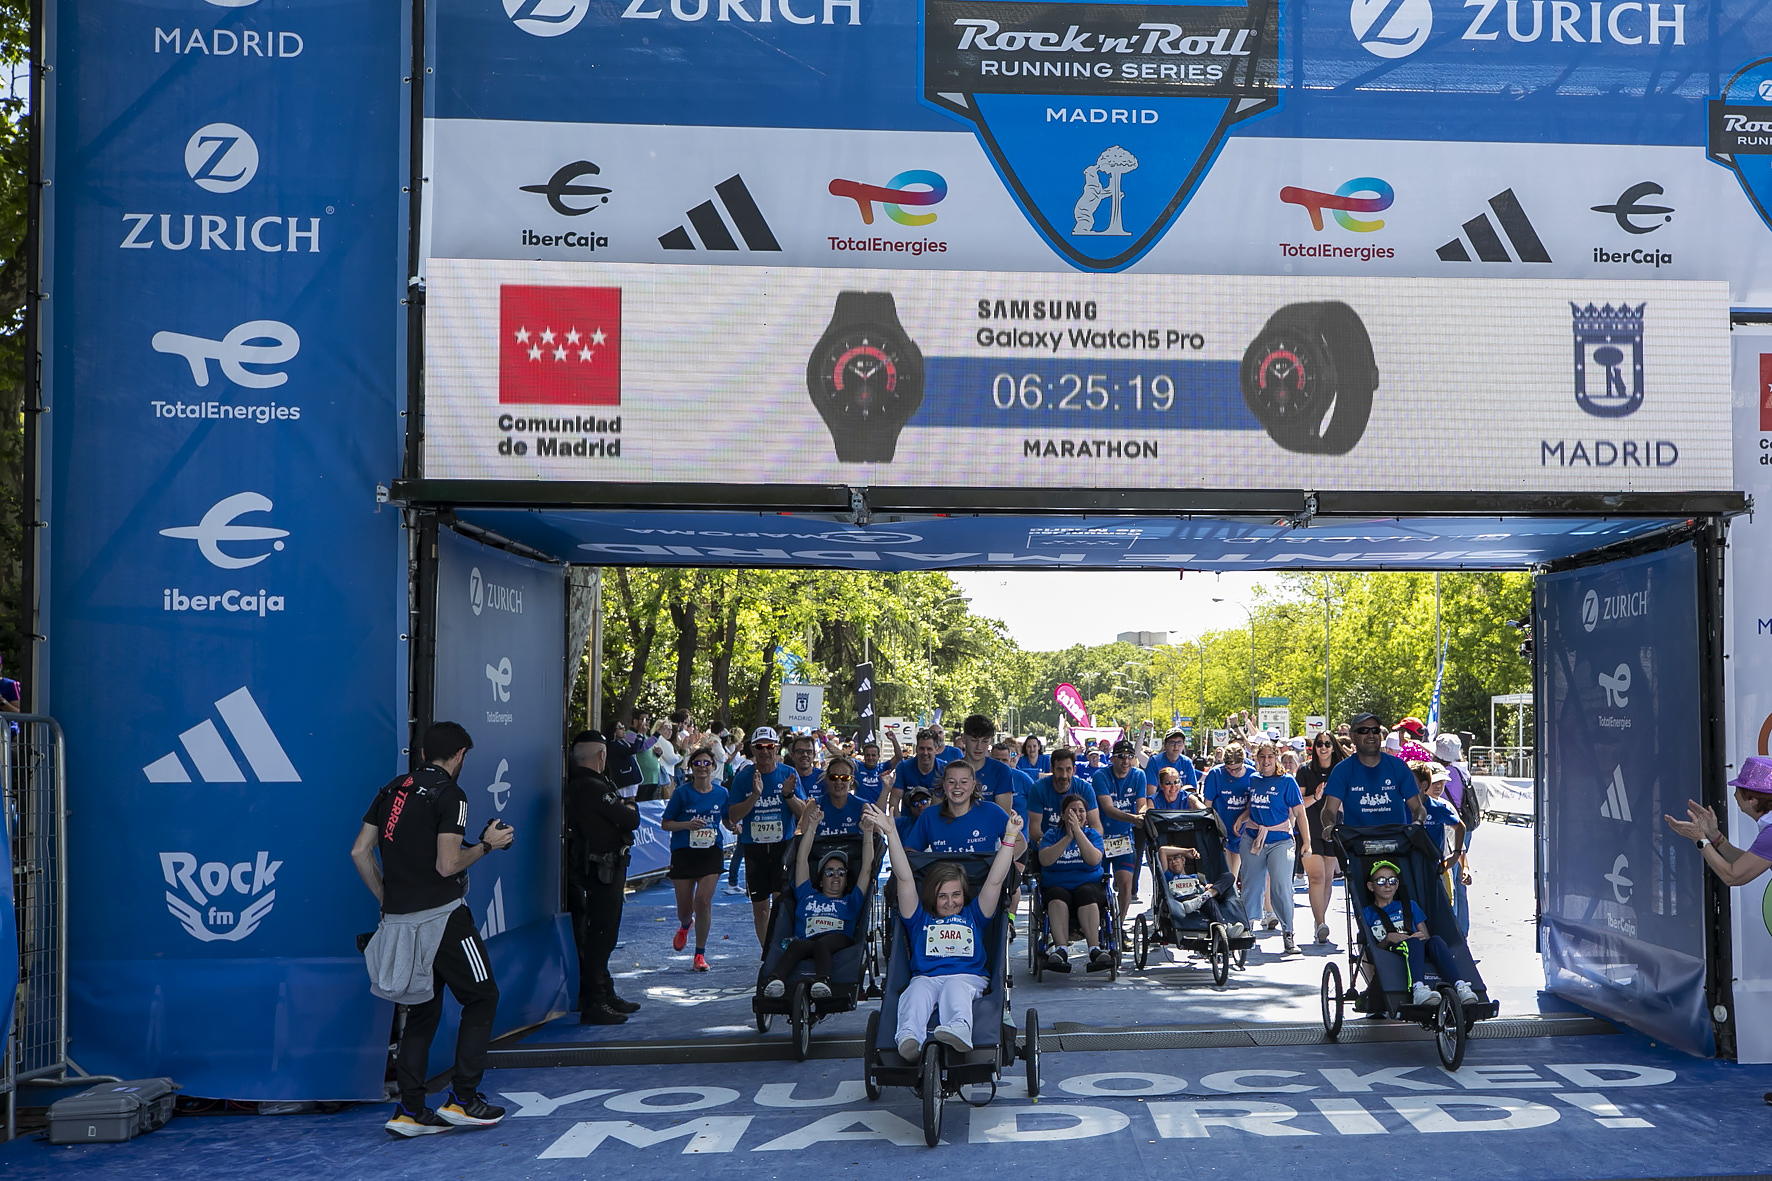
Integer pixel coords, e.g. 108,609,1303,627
925,920,976,958
805,913,845,936
690,826,718,849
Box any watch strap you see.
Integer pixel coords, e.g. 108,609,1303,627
834,432,900,463
831,291,901,328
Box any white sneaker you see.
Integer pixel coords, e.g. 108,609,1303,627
1227,923,1246,939
1454,980,1479,1005
723,884,746,896
762,978,785,999
897,1036,923,1062
1411,982,1441,1007
810,979,832,999
931,1023,973,1052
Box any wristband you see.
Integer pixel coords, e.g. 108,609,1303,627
480,840,492,855
1000,838,1017,848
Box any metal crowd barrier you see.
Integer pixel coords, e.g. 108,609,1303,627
3,716,69,1142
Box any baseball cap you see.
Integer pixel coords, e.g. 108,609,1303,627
750,725,781,746
1112,739,1136,756
1347,711,1381,728
1383,732,1403,752
572,729,607,745
905,785,934,801
1164,728,1188,742
1426,763,1450,784
1397,717,1427,738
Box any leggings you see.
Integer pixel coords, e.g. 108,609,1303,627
769,932,853,981
896,972,986,1048
1389,934,1463,988
1237,837,1296,935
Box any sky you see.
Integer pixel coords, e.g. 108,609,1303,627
949,570,1282,651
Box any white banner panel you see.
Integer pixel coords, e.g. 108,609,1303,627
422,258,1731,491
426,120,1772,305
1727,330,1772,1063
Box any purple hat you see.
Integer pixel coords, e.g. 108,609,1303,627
1728,756,1772,794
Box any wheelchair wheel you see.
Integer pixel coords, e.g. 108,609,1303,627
1210,925,1231,987
755,1009,773,1035
1134,914,1149,971
921,1045,944,1147
1435,987,1468,1071
1321,961,1344,1040
1025,1008,1041,1098
790,986,811,1062
863,1011,882,1101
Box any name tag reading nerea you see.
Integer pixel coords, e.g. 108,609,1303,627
925,920,976,958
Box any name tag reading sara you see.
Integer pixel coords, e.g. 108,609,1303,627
925,920,976,958
805,912,845,936
749,819,783,844
689,826,718,849
1103,835,1133,858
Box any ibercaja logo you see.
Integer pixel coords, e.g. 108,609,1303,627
921,0,1279,272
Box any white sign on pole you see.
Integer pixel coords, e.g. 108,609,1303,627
1258,706,1291,737
1211,729,1230,750
880,716,916,748
1305,715,1328,738
778,684,826,729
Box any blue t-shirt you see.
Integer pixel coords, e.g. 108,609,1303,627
1324,754,1420,827
791,766,826,798
1026,775,1097,836
905,898,990,976
1422,795,1461,854
1017,753,1052,776
1091,766,1149,843
855,760,888,804
894,756,948,794
794,880,866,940
1241,774,1304,838
1038,825,1106,888
905,801,1010,852
731,764,796,845
1145,751,1199,788
1362,899,1427,944
972,758,1034,829
1202,765,1254,845
939,743,965,763
812,791,865,836
660,783,729,852
895,812,923,845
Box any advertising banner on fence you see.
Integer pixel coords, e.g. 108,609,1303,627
47,0,404,1098
426,0,1772,302
1728,331,1772,1063
431,529,570,1052
1539,545,1711,1056
423,260,1730,490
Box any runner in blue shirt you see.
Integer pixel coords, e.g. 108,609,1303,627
854,738,894,808
810,755,866,835
658,754,730,972
1141,728,1200,789
785,733,825,814
726,727,802,949
868,802,1021,1061
1016,734,1052,777
904,761,1011,853
1200,743,1256,875
1091,740,1149,920
1036,792,1111,972
956,713,1033,843
929,721,965,765
1235,742,1310,955
896,786,935,845
1026,747,1101,840
762,800,876,1000
1322,712,1427,832
893,730,949,798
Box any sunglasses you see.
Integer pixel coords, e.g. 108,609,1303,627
1352,727,1381,735
821,866,846,876
754,742,778,749
828,773,852,783
690,759,715,767
1370,876,1399,887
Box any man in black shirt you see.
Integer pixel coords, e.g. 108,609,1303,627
565,729,641,1024
352,721,514,1138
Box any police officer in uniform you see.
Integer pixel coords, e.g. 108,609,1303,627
565,729,642,1024
352,721,512,1137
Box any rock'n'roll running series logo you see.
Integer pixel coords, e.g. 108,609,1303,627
1710,60,1772,234
922,0,1280,272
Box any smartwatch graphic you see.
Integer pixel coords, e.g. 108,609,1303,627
806,292,925,463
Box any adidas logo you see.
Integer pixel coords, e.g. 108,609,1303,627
1435,188,1551,263
1599,765,1632,821
480,877,507,940
658,175,781,252
143,686,300,783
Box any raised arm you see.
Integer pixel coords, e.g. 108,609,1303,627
792,803,824,887
976,811,1025,919
865,805,920,919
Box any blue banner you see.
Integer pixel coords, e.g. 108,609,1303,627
429,529,569,1054
1539,543,1712,1055
628,801,673,881
46,0,404,1098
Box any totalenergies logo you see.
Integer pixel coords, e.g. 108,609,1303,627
1280,177,1394,232
828,171,948,226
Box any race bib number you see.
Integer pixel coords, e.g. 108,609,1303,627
805,912,845,936
1103,835,1133,859
689,826,717,849
749,819,783,844
924,921,976,959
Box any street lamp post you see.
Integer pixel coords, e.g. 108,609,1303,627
1213,597,1257,714
927,593,970,719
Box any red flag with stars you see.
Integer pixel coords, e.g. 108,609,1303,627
499,285,621,406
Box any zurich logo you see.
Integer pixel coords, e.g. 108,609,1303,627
920,0,1278,272
1709,59,1772,240
504,0,590,36
470,567,484,615
1350,0,1433,58
1582,589,1599,632
160,492,289,570
185,123,259,194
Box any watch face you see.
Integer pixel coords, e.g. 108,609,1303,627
810,327,919,427
1241,322,1338,432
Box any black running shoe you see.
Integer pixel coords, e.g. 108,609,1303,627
437,1091,506,1127
385,1105,453,1137
605,994,642,1014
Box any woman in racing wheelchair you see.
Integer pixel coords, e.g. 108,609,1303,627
1035,792,1111,973
762,801,876,1001
865,801,1022,1061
